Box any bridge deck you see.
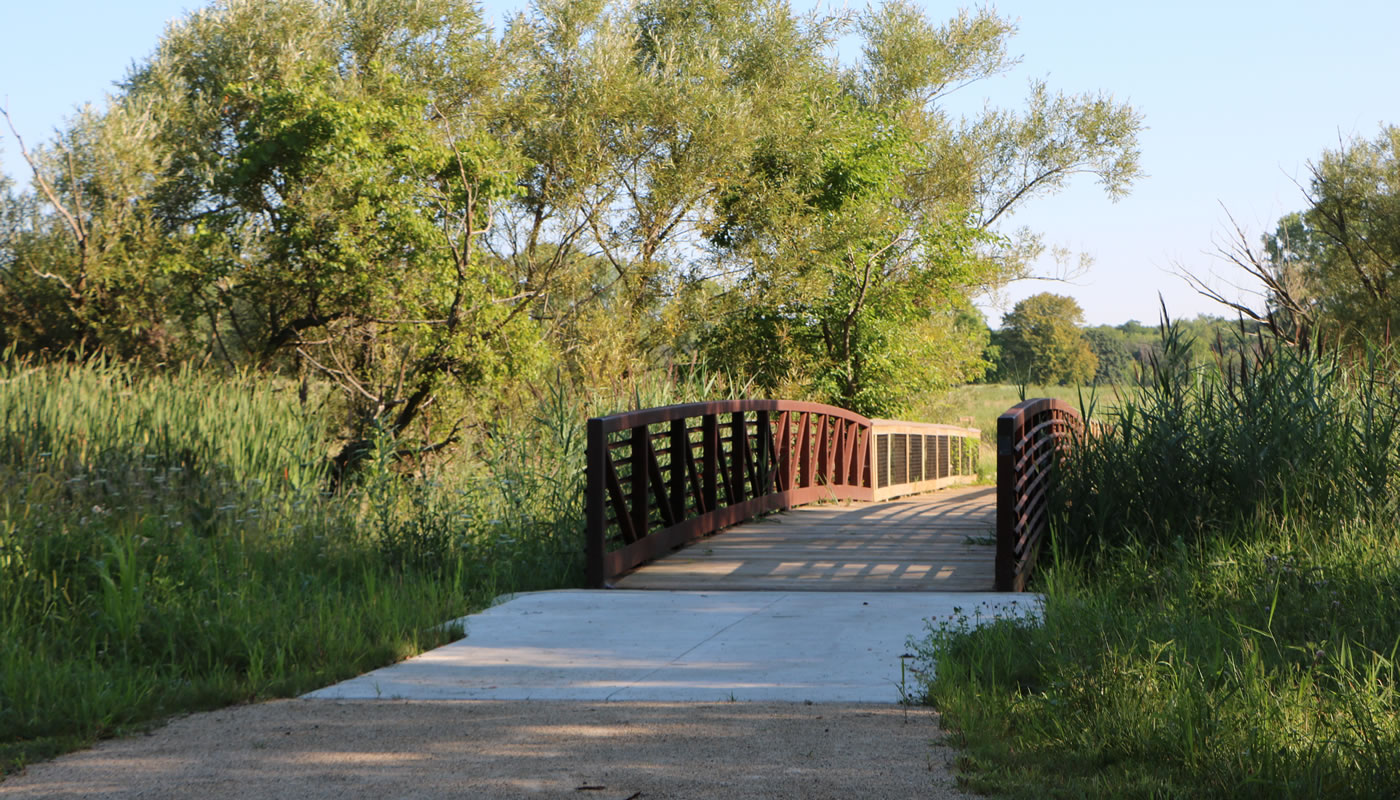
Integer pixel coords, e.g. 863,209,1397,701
613,484,996,592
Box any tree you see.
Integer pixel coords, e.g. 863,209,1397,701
5,0,544,470
487,0,842,385
1270,126,1399,342
704,94,998,415
1,101,186,359
997,292,1097,385
1186,126,1399,346
700,2,1141,415
1082,326,1135,384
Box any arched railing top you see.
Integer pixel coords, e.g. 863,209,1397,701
592,399,872,434
995,398,1085,591
585,399,980,587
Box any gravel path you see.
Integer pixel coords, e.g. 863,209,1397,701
0,699,971,799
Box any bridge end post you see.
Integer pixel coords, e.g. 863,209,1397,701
994,410,1018,592
585,417,607,589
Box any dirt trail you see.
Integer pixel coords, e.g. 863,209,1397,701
1,699,970,799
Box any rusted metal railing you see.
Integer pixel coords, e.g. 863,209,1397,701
995,398,1085,591
585,400,979,587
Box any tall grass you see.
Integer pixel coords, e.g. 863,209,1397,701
916,319,1400,798
0,359,637,770
1057,322,1399,556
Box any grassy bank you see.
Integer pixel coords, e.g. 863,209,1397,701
916,326,1400,798
0,361,593,770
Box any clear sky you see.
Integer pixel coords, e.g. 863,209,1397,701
3,0,1397,327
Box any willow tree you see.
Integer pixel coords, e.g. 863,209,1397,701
484,0,843,383
701,2,1142,415
3,0,546,466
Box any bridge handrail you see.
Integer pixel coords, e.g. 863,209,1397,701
586,400,980,587
995,397,1085,591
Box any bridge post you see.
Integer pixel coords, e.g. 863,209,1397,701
994,411,1019,592
730,410,747,503
630,425,650,545
586,417,607,588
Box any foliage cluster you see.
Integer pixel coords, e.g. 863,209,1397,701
989,292,1098,385
916,323,1400,797
985,302,1268,387
0,0,1142,424
1186,126,1400,349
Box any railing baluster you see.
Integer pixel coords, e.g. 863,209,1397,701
669,418,687,523
701,413,718,514
776,411,792,491
798,412,812,489
756,410,772,495
683,424,705,514
630,424,650,543
851,425,862,487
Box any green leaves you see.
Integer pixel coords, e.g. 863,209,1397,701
4,0,1144,441
857,2,1017,108
1264,126,1400,344
996,292,1098,386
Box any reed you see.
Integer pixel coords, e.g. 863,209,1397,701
916,319,1400,798
1,359,707,769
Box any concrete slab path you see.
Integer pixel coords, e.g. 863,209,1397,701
307,589,1036,704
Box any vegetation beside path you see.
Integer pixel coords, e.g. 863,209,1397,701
0,360,622,771
916,322,1400,798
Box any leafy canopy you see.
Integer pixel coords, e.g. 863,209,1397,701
995,292,1097,386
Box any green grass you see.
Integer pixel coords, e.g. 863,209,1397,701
0,360,591,771
918,382,1127,441
916,382,1124,479
915,324,1400,798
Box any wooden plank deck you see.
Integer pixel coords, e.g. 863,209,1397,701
612,484,997,592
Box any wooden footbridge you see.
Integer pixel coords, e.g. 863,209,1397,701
586,398,1083,593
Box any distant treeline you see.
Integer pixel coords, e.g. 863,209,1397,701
983,293,1265,386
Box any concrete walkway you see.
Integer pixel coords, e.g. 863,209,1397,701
307,589,1035,704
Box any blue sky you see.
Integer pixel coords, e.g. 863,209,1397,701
3,0,1397,326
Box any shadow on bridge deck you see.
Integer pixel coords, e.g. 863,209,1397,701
613,484,996,592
